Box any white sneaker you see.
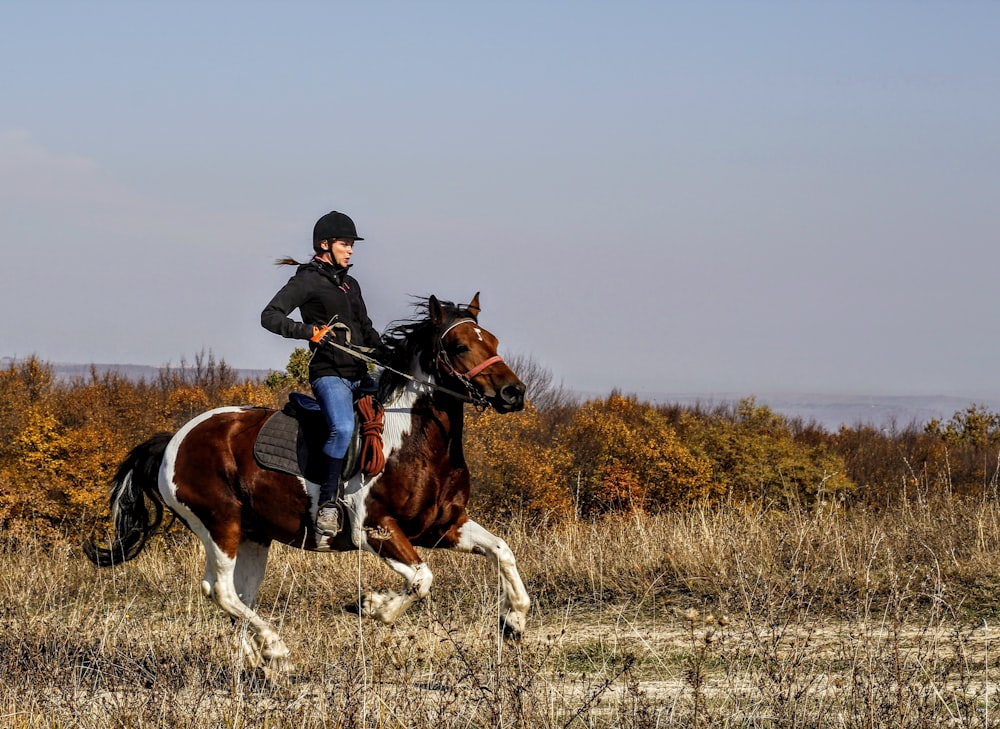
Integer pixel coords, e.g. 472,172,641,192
315,502,341,536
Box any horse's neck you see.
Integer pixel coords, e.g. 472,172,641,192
382,360,465,464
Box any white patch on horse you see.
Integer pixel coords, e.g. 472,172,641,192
161,407,244,543
342,360,427,551
360,560,433,625
161,407,242,591
365,525,394,541
160,406,293,667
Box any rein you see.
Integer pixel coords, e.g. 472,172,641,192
315,323,499,409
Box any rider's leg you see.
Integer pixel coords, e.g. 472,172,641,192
311,375,357,534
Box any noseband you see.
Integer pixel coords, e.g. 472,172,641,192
436,318,505,403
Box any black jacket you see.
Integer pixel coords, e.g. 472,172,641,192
261,259,381,381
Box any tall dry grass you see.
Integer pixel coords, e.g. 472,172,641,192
2,498,999,727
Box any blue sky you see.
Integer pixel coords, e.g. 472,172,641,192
2,2,998,398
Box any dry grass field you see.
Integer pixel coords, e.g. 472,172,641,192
3,500,1000,728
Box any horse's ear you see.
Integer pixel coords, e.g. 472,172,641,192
429,295,444,326
467,292,481,318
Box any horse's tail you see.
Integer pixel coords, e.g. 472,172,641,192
83,432,173,567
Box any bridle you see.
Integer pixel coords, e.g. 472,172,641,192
434,318,505,406
314,316,505,409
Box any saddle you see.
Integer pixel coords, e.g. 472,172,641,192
253,392,385,484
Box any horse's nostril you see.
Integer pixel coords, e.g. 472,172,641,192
501,383,526,405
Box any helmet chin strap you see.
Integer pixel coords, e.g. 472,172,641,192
315,242,333,264
317,240,353,269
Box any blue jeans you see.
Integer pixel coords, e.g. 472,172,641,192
310,376,362,460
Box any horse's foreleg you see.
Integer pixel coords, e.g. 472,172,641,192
357,521,433,625
453,519,530,639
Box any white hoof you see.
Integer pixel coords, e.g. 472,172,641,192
502,611,526,640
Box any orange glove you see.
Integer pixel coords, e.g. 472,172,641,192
310,325,331,343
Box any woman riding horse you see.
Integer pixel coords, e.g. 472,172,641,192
261,210,382,537
85,291,529,671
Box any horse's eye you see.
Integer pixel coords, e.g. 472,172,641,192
450,344,470,355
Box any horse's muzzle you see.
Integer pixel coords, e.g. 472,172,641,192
497,382,526,412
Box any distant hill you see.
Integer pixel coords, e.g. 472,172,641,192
6,358,996,433
1,358,272,383
634,391,1000,433
57,362,273,381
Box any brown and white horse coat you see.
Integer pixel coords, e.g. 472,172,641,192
86,294,529,670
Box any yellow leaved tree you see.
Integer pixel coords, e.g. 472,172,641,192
554,393,718,516
465,403,574,522
676,398,855,507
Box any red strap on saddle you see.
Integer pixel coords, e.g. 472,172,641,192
357,395,385,477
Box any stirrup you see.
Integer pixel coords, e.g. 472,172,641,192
315,502,342,537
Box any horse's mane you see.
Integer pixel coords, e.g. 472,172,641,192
378,297,472,402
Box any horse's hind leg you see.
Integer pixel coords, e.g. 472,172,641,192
202,539,292,669
234,539,271,609
453,519,530,638
231,539,286,670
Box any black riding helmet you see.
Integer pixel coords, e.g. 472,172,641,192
313,211,364,252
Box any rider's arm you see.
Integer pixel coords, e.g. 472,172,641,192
261,273,315,341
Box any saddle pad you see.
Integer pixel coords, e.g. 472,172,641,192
253,409,322,481
252,396,362,484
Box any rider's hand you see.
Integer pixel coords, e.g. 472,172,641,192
310,325,331,343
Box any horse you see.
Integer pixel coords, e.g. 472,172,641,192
83,293,529,671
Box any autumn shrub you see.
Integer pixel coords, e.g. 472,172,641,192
465,404,573,520
7,352,1000,540
156,350,239,400
0,355,280,538
2,386,144,528
553,393,718,516
925,404,1000,496
60,369,171,444
0,356,52,461
833,424,936,505
220,380,281,409
829,406,1000,506
262,346,312,400
1,360,68,529
671,398,855,507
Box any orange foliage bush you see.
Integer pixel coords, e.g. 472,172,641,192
3,353,1000,539
0,356,280,537
222,381,279,409
554,393,718,516
673,398,854,507
465,404,573,520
